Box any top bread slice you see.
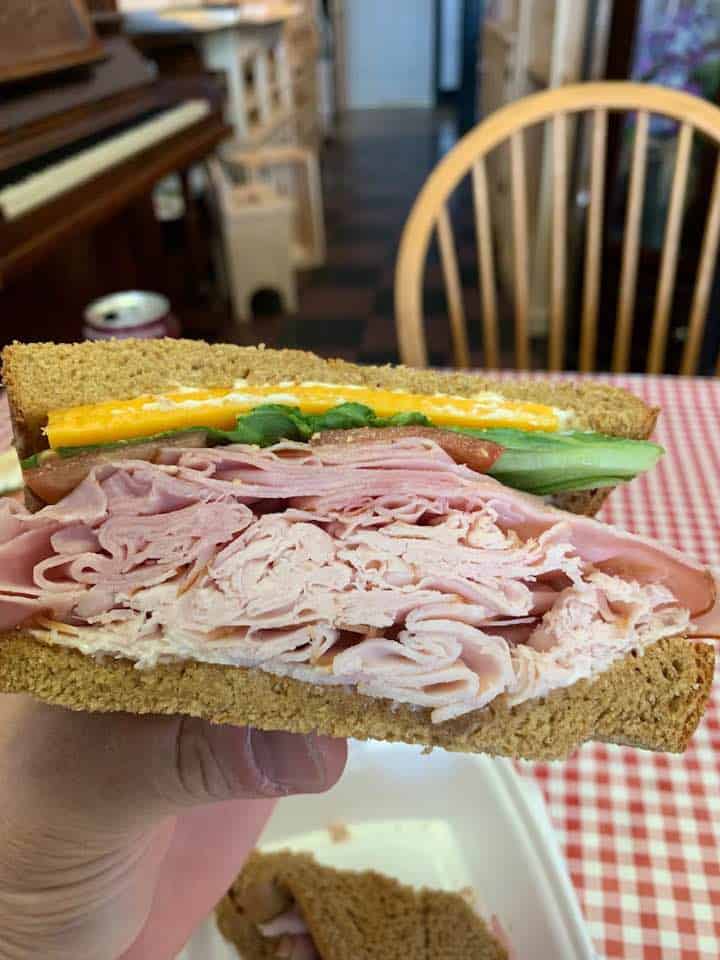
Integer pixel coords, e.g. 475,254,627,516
1,338,658,517
216,849,508,960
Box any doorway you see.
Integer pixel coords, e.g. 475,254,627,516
434,0,484,133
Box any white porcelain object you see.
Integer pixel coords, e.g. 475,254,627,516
179,740,596,960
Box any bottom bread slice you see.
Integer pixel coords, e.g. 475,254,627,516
216,850,508,960
0,632,713,760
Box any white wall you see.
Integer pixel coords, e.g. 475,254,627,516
344,0,434,108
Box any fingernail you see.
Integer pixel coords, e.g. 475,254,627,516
249,729,327,794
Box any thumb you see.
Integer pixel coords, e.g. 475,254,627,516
0,696,347,835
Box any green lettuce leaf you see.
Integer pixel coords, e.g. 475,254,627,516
457,427,664,495
221,402,432,447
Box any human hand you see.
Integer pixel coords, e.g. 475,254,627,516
0,695,346,960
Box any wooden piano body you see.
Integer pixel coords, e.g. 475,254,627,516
0,0,232,345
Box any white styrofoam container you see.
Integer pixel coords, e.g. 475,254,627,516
179,740,596,960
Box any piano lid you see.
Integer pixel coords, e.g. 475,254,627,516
0,35,157,175
0,0,106,85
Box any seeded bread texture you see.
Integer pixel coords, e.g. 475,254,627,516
0,633,712,760
2,339,658,460
216,850,507,960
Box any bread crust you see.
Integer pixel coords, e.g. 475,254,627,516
2,339,659,456
0,633,712,760
1,339,659,518
217,850,508,960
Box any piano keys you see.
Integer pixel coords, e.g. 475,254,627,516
0,100,212,222
0,0,232,288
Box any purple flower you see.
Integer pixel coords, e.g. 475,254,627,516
630,3,720,134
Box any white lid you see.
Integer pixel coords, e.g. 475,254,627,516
178,741,596,959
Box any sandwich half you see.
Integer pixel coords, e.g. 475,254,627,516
216,850,509,960
0,339,716,760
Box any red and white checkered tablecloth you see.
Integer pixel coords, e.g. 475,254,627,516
518,375,720,960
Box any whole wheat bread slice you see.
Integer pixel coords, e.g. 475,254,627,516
1,340,710,759
216,850,508,960
2,338,658,517
0,633,712,760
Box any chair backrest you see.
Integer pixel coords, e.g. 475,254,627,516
394,82,720,372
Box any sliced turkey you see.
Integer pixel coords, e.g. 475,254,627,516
0,438,715,722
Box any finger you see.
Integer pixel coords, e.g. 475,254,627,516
119,800,275,960
0,696,347,836
162,722,348,810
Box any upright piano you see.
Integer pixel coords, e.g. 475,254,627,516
0,0,232,304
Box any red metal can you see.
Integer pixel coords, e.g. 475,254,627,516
82,291,180,341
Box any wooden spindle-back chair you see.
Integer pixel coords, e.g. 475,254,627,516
394,82,720,373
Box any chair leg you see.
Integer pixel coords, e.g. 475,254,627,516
284,278,299,314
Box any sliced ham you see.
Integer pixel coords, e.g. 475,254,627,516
24,430,209,505
259,905,309,938
274,934,319,959
0,437,716,721
311,426,503,474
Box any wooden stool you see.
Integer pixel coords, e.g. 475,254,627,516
207,160,297,323
222,144,325,268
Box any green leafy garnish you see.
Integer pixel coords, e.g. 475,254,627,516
220,402,431,447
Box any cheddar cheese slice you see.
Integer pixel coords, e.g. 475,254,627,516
46,383,566,449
